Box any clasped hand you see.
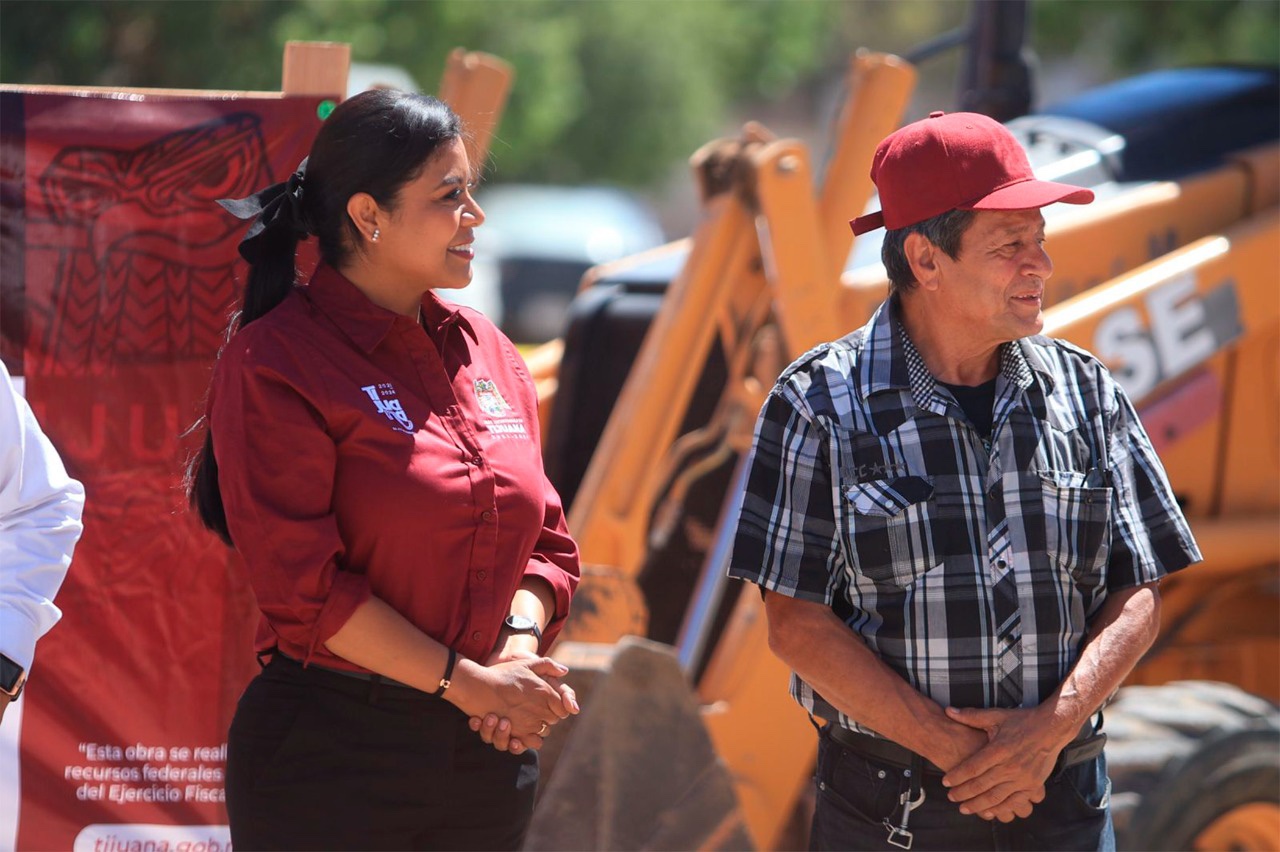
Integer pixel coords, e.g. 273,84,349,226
938,706,1067,823
465,648,578,754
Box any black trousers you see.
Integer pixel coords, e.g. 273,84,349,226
225,655,538,851
809,726,1114,851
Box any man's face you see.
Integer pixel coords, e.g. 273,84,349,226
933,208,1053,348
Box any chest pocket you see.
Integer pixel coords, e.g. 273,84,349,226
1040,470,1112,590
842,476,942,588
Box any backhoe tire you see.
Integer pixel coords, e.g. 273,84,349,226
1104,680,1280,851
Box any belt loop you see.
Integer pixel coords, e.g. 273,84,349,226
256,645,278,670
808,713,824,737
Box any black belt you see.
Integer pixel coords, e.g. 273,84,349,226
272,651,415,690
826,720,1106,776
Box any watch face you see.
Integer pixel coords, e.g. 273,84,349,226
0,655,24,694
505,615,538,632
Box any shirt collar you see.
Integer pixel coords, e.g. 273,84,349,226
305,264,478,354
861,296,1052,409
421,288,479,344
1012,337,1058,396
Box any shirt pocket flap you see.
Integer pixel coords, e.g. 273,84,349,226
1039,468,1111,490
844,476,934,517
1037,470,1113,586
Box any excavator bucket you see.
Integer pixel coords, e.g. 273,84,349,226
527,637,754,851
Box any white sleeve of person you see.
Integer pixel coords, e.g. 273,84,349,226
0,362,85,670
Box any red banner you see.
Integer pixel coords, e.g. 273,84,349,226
0,89,328,851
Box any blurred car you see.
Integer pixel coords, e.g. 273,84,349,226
457,184,665,343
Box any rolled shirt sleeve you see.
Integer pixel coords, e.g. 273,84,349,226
522,472,579,649
1104,381,1201,591
210,329,371,661
0,362,85,670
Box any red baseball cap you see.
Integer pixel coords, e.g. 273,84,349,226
850,111,1094,236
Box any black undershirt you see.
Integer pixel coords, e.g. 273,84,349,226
940,378,997,439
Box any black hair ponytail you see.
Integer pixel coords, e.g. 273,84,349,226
186,226,302,545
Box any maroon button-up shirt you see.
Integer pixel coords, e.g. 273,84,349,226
209,264,579,672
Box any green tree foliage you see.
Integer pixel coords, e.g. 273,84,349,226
2,1,1275,187
265,0,842,184
1036,0,1279,72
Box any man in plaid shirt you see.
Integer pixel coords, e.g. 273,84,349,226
728,112,1200,851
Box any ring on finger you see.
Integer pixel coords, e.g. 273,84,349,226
537,721,549,736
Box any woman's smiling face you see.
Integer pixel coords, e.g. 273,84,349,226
375,136,485,292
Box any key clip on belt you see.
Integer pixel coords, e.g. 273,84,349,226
883,755,926,850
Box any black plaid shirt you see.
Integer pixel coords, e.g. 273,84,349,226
728,298,1200,734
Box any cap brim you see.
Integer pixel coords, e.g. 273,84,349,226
964,178,1094,211
850,211,884,236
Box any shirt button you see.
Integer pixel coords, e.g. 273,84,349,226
472,456,483,466
481,510,495,522
997,559,1008,569
477,570,487,580
472,631,482,642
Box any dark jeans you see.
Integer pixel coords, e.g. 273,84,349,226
225,655,538,851
809,727,1115,851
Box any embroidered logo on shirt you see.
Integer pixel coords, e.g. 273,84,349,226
474,379,513,417
474,378,527,439
361,383,415,434
852,461,909,482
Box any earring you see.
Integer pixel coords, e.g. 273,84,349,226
372,228,380,242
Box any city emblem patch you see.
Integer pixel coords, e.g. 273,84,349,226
474,378,514,417
360,383,415,434
474,377,527,439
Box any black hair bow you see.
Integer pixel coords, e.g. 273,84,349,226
218,157,309,263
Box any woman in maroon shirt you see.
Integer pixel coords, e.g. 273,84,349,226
187,90,580,850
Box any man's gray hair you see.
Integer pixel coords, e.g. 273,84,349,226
881,209,976,296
